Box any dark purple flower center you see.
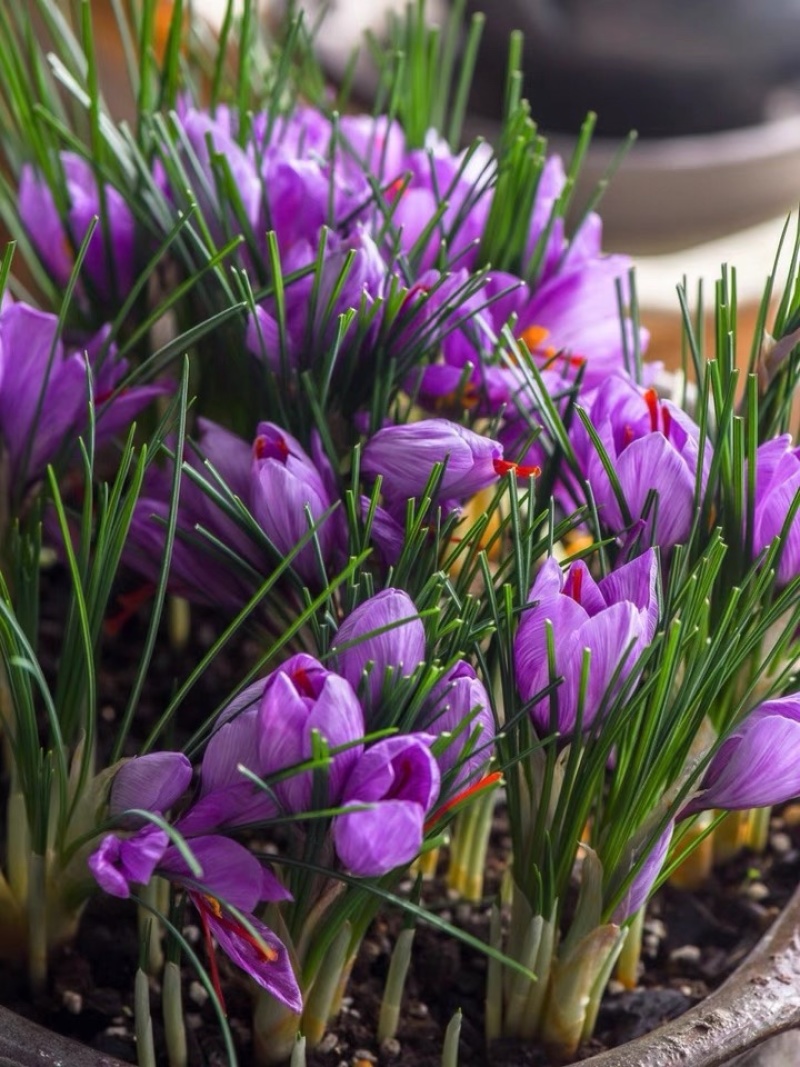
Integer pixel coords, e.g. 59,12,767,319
254,431,289,464
290,665,319,699
385,754,417,801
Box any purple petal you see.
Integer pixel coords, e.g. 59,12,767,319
333,799,426,877
204,906,302,1013
110,752,192,817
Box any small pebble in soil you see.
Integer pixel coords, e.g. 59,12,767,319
669,945,701,967
352,1050,377,1064
644,918,667,941
104,1026,130,1039
770,832,792,854
62,990,83,1014
607,980,625,995
100,705,116,722
379,1037,401,1059
182,924,201,945
642,934,660,958
186,1013,203,1030
744,882,770,902
407,1001,429,1019
188,980,208,1006
781,803,800,826
318,1032,339,1054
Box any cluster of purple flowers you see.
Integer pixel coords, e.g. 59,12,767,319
89,587,495,1009
0,293,162,503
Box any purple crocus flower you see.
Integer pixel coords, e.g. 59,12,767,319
176,680,278,836
361,418,534,509
682,695,800,815
0,302,162,493
125,418,266,610
332,589,427,711
257,654,365,812
611,821,674,924
19,153,136,301
419,662,495,790
515,550,660,735
332,735,441,877
250,422,338,583
749,435,800,585
109,752,193,823
569,377,709,551
89,829,301,1013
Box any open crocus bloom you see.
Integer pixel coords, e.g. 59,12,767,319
515,549,660,735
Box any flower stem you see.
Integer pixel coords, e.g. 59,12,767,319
138,879,164,974
441,1008,462,1067
615,907,644,991
744,806,771,853
163,960,187,1067
26,851,48,993
135,966,157,1067
463,789,496,902
378,926,415,1042
302,921,352,1047
289,1034,307,1067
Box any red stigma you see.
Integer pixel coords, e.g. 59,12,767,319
493,458,541,479
385,177,405,201
254,433,289,461
622,425,635,449
424,771,503,832
291,667,316,698
644,389,659,434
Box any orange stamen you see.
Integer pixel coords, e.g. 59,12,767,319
644,388,659,433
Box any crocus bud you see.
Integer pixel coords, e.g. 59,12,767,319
250,422,336,583
682,695,800,815
515,550,660,735
332,589,426,711
750,436,800,585
257,654,365,812
19,152,136,301
333,735,440,877
110,753,192,818
419,661,495,790
611,821,674,924
362,418,531,507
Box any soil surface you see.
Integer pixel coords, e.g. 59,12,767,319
4,567,800,1066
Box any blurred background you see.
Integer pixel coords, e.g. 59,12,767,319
44,1,800,360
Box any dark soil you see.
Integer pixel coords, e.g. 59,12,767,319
4,566,800,1066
